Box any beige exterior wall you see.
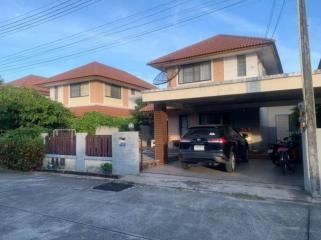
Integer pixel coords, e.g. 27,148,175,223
165,53,260,88
223,53,259,81
129,90,141,109
103,84,124,108
69,96,91,107
167,67,178,88
90,81,103,104
63,85,69,106
213,58,224,83
168,113,180,148
49,79,142,110
49,86,64,103
143,73,321,103
167,112,199,148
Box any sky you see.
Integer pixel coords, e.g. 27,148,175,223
0,0,320,84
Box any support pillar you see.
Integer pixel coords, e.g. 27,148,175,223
154,103,168,164
76,133,87,171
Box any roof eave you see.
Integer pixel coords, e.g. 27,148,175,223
148,43,276,70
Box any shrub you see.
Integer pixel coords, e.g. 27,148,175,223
70,112,133,134
0,86,73,132
0,127,45,171
101,162,112,173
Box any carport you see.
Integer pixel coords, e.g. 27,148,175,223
142,71,321,188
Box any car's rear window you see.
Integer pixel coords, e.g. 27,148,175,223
183,128,224,138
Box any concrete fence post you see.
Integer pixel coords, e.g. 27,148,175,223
41,133,48,145
112,131,139,175
76,133,87,172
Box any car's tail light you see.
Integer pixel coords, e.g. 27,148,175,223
180,138,191,143
208,137,227,144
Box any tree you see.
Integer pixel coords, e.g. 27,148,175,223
69,111,132,134
0,86,73,132
132,99,153,130
291,105,321,130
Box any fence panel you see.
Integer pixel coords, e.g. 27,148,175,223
46,133,76,155
86,135,112,157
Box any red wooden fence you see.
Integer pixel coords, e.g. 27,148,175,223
46,133,76,155
86,135,112,157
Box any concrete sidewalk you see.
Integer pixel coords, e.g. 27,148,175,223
123,172,312,203
0,171,320,240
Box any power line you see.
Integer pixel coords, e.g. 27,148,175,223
0,0,232,69
0,0,251,74
271,0,287,38
1,0,223,67
0,0,76,29
265,0,276,37
0,0,65,24
0,0,102,38
0,0,192,65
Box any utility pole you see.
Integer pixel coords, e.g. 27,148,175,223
297,0,320,195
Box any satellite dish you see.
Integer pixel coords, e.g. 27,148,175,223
153,67,180,85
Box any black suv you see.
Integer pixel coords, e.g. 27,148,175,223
178,125,248,172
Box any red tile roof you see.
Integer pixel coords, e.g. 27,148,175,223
46,62,155,90
69,105,133,117
8,75,49,94
139,104,155,113
149,35,275,66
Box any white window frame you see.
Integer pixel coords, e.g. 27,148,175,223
178,61,211,84
237,55,247,77
105,83,122,99
70,82,89,98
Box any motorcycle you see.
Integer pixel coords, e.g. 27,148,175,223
268,135,300,175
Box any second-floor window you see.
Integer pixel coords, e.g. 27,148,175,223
237,55,247,77
70,82,89,98
105,84,121,99
179,61,211,84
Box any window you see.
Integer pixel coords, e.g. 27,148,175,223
237,55,247,77
70,82,89,98
105,84,121,99
54,86,58,101
131,89,136,95
179,61,211,84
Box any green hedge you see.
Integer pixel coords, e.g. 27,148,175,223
0,127,45,171
69,112,133,134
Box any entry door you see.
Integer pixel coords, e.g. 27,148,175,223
275,114,290,140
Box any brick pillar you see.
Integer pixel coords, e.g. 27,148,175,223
154,103,168,164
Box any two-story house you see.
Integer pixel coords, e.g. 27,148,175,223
7,75,49,96
42,61,155,116
142,34,321,164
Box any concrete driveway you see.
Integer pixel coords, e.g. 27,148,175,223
0,171,320,240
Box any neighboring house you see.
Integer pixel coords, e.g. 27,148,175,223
7,75,49,96
141,34,321,163
41,61,155,117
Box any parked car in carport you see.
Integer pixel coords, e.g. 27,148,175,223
178,125,249,172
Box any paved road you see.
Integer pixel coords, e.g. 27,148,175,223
0,171,320,240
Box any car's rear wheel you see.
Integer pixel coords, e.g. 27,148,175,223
225,151,236,173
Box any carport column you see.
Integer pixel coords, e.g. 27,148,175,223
154,103,168,164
